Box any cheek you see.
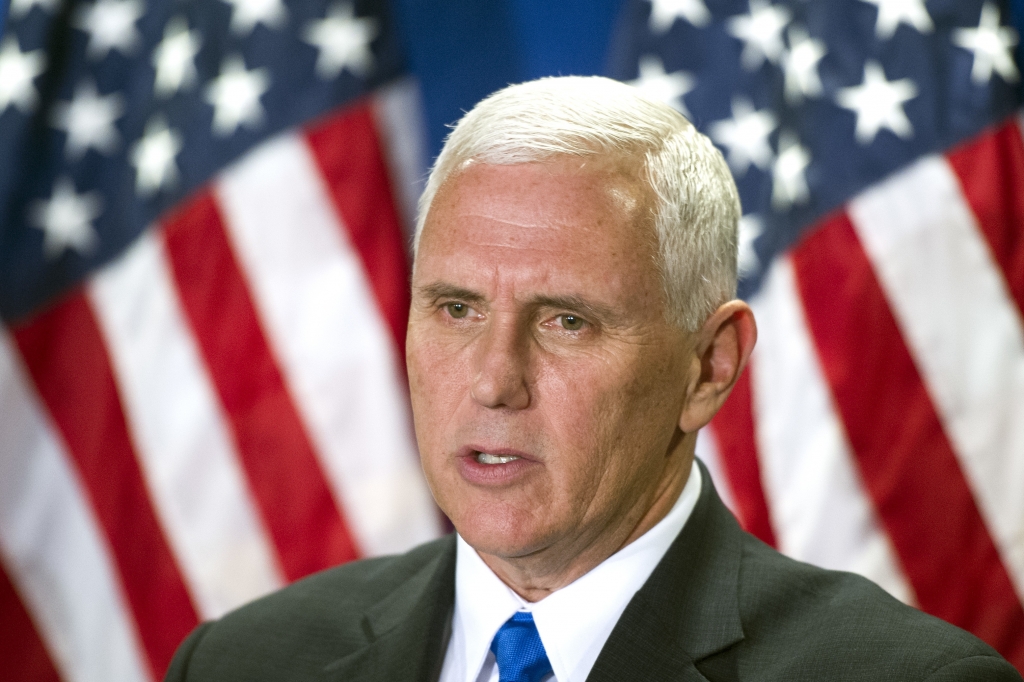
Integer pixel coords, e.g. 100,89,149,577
538,347,651,433
409,321,459,388
408,339,450,439
407,332,476,453
407,349,461,507
534,356,638,485
541,348,681,482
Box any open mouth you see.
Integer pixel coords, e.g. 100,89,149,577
457,446,534,484
475,452,522,465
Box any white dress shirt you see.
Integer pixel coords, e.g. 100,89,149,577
438,460,702,682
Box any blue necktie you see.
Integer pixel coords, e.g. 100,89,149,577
490,611,554,682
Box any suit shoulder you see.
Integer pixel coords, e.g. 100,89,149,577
924,655,1022,681
226,534,452,624
165,535,455,682
732,535,1015,680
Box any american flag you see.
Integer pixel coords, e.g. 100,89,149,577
609,0,1024,671
0,0,441,679
3,0,1024,679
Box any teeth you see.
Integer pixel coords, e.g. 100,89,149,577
477,452,520,465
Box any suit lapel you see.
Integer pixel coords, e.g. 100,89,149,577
322,535,457,682
587,460,745,681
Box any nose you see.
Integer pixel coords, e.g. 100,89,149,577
470,315,531,410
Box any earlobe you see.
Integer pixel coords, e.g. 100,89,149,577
677,300,757,433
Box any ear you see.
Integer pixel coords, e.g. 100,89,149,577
678,300,757,433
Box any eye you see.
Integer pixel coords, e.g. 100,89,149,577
445,302,470,319
557,314,586,331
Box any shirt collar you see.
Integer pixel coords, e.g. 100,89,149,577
450,460,702,682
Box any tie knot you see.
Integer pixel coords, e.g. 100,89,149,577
490,612,553,682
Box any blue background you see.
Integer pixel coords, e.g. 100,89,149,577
390,0,624,159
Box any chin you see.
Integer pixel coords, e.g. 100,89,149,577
452,503,549,560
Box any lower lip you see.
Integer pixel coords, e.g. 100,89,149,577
457,452,540,486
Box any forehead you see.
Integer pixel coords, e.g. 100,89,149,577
414,159,659,294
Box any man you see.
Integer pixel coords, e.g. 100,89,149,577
166,76,1021,681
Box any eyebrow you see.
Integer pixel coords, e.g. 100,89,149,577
414,282,624,324
414,282,486,305
530,294,621,324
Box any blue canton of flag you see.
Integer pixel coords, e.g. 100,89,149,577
610,0,1021,297
0,0,403,322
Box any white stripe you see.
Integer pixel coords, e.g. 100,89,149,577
88,231,285,618
750,257,914,603
216,133,441,556
849,155,1024,601
0,329,151,682
371,77,429,238
695,428,738,516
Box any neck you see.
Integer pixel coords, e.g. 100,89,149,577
477,433,695,602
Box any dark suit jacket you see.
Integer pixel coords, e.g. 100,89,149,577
165,461,1022,681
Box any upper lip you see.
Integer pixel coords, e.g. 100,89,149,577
457,445,536,461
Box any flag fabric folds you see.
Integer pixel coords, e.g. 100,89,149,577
0,0,440,680
609,0,1024,671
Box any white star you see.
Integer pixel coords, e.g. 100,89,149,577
73,0,145,60
51,80,125,160
222,0,287,36
726,0,791,71
859,0,933,40
9,0,59,19
627,55,696,118
772,131,811,210
737,214,763,277
782,26,826,104
647,0,711,33
709,98,777,175
303,3,378,80
131,117,183,196
205,55,270,136
953,2,1019,85
29,178,102,259
0,37,47,115
836,60,918,144
153,17,201,98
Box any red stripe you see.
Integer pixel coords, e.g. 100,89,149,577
12,292,198,678
0,561,61,682
305,102,412,360
161,192,360,580
946,117,1024,319
708,367,777,547
792,212,1024,668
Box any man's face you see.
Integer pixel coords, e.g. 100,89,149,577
407,158,694,567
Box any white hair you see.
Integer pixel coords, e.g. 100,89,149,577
414,76,740,332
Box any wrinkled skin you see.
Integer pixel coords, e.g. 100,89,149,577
407,157,755,600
